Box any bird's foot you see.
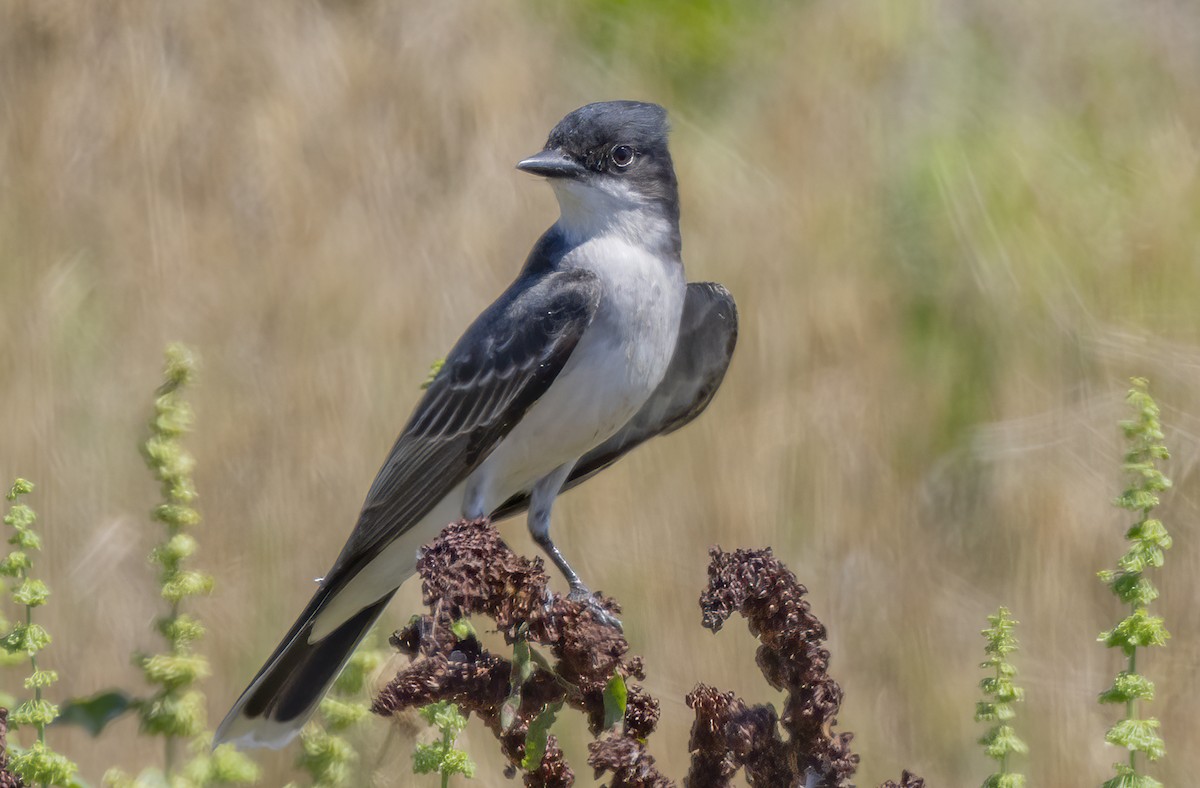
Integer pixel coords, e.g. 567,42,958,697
568,584,623,632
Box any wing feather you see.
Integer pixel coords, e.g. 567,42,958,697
490,281,737,520
330,268,602,581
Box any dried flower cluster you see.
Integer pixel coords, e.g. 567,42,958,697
878,770,925,788
686,546,857,787
372,518,669,787
686,546,921,788
376,522,921,787
0,709,23,788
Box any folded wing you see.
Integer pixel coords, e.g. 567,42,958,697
332,267,603,581
491,281,737,519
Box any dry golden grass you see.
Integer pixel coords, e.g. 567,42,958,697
2,0,1199,785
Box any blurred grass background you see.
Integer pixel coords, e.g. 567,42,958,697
1,0,1198,784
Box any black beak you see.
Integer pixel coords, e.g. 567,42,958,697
516,148,587,180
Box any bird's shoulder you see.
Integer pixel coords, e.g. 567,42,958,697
348,260,604,547
517,226,575,279
402,261,602,441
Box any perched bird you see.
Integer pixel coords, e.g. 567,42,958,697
215,100,737,749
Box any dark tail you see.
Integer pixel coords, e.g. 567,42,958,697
213,586,395,749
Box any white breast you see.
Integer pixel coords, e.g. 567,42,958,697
466,222,686,512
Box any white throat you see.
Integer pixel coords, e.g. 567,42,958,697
550,179,675,253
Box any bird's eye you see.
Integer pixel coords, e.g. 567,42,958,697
611,145,635,168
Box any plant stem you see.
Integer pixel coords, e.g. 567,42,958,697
996,657,1007,776
1128,604,1137,773
164,595,181,778
441,726,452,788
25,587,46,788
25,600,43,744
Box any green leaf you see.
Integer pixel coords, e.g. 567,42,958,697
1099,609,1169,654
13,577,49,607
185,741,261,785
6,478,34,500
104,766,171,788
150,533,197,565
9,526,41,551
139,653,211,689
298,724,356,786
137,689,206,738
9,740,78,787
2,622,51,655
412,742,445,775
1108,573,1158,606
55,689,138,736
438,747,475,778
521,701,562,771
979,676,1022,704
12,697,60,727
430,702,468,737
160,569,214,603
418,701,467,735
974,700,1015,723
318,697,368,733
151,503,200,529
331,637,386,696
978,723,1028,759
502,635,534,731
24,668,59,689
602,671,628,731
420,359,445,390
1102,762,1164,788
412,701,475,780
450,617,477,642
157,613,206,646
0,550,30,576
983,774,1026,788
1105,718,1166,760
1098,672,1154,705
4,503,37,531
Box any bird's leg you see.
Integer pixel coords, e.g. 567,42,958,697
528,463,622,630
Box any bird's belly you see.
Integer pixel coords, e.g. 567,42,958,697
468,254,685,510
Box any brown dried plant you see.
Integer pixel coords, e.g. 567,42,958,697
372,519,669,787
0,709,23,788
373,521,921,787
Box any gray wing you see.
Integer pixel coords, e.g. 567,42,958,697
491,281,737,520
328,268,602,581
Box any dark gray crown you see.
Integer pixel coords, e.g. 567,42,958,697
544,101,679,220
546,101,670,161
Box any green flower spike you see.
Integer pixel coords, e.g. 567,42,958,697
1098,378,1172,788
2,479,80,788
974,607,1026,788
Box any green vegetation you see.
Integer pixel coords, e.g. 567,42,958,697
0,349,1191,786
540,0,782,105
975,607,1026,788
136,343,217,769
1097,379,1172,788
1,479,79,787
293,631,387,788
2,0,1200,782
103,345,259,787
411,702,474,787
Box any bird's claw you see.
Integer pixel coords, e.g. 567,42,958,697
568,585,623,632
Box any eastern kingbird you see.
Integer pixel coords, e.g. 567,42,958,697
215,100,738,749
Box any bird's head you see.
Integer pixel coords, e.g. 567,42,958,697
518,101,680,248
